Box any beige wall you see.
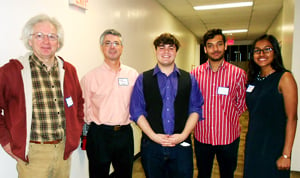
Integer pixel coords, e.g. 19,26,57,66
268,0,294,70
0,1,199,75
0,0,199,177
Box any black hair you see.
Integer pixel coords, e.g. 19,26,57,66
247,34,286,83
202,29,226,46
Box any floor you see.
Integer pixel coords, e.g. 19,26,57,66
132,111,300,178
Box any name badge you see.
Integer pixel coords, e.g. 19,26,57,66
66,96,74,107
1,109,4,116
246,85,255,93
118,78,129,86
180,142,191,147
217,87,229,95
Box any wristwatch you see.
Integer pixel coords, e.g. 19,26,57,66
282,154,291,159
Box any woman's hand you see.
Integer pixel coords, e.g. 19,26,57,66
276,155,291,170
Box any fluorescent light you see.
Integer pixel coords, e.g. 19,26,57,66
194,2,253,10
223,29,248,34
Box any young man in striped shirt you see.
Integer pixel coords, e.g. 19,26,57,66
191,29,247,178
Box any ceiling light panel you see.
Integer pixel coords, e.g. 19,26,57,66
194,2,253,10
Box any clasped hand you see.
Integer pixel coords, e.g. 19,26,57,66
152,133,186,147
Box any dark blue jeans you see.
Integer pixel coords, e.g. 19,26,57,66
194,137,240,178
141,137,193,178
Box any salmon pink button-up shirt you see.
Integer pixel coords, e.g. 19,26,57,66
81,62,138,126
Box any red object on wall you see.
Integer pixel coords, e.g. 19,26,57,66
227,39,234,45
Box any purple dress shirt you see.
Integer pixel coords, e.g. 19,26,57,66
130,65,203,134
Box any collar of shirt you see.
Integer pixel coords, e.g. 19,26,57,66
102,61,122,73
202,59,227,72
30,54,58,71
152,64,181,76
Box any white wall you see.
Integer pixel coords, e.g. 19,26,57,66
290,0,300,171
0,0,199,177
268,0,300,171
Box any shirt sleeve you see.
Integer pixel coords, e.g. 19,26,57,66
129,74,148,122
189,74,204,120
80,75,92,124
236,70,247,116
0,65,11,146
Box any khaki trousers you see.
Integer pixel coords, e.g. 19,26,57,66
17,140,70,178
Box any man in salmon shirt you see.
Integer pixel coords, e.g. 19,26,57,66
81,29,138,178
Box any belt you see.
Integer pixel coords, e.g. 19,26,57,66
30,139,62,144
98,124,130,131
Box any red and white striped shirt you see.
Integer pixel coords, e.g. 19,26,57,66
191,60,247,145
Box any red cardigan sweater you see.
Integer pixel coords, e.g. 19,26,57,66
0,54,84,162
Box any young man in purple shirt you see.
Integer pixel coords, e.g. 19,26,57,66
130,33,204,178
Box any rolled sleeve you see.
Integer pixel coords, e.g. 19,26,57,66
130,74,147,122
189,74,204,121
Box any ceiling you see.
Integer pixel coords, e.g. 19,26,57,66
156,0,283,42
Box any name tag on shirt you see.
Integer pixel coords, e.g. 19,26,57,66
118,78,129,86
217,87,229,95
66,96,74,107
180,142,191,147
246,85,255,93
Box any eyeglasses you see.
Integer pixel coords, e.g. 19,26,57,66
30,32,59,41
253,47,273,54
103,41,121,47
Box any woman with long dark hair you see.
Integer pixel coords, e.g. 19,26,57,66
244,34,298,178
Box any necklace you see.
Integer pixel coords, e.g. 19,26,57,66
256,70,275,81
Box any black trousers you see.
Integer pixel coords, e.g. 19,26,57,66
194,137,240,178
86,123,134,178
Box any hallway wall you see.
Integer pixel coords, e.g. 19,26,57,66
267,0,300,171
0,0,199,177
290,0,300,171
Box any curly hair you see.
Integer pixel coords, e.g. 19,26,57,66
153,33,180,51
21,14,64,51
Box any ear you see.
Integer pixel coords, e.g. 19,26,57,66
204,46,207,54
224,42,228,50
28,39,33,47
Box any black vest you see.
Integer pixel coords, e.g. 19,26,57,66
143,68,191,136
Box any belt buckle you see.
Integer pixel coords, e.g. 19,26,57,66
113,125,121,131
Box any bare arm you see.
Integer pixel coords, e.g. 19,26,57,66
277,72,298,170
136,115,174,147
168,112,199,145
137,112,199,147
